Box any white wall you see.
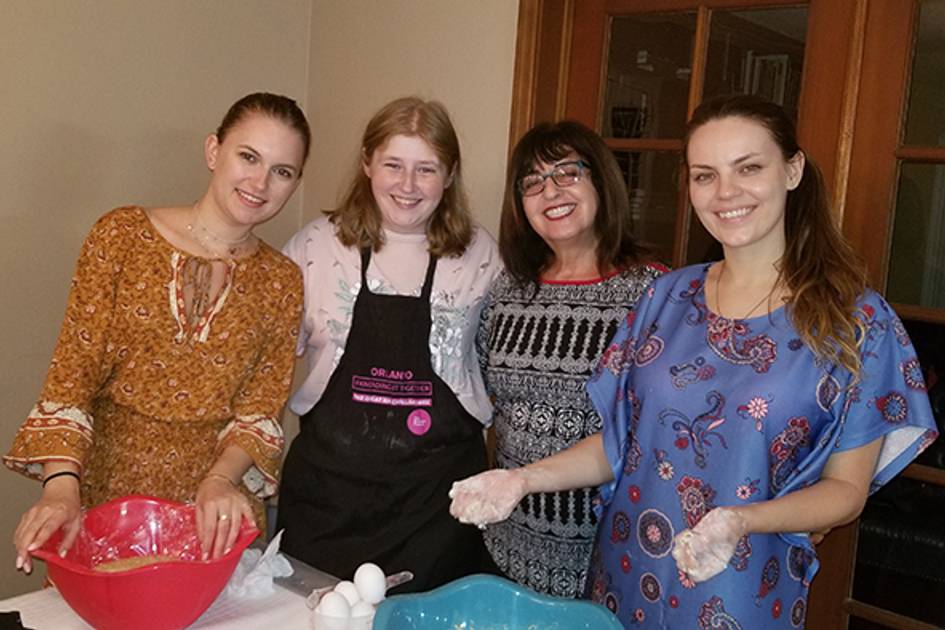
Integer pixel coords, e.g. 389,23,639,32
0,0,312,597
0,0,519,600
305,0,518,234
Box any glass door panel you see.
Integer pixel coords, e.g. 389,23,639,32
602,13,696,139
902,0,945,146
703,7,808,120
613,150,681,260
887,163,945,308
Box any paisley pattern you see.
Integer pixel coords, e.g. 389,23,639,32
661,391,728,468
4,207,302,523
705,315,777,373
769,417,811,493
585,265,936,629
900,357,926,391
636,509,674,558
698,596,742,630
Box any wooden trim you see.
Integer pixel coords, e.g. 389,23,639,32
845,599,944,630
604,0,805,12
893,303,945,325
796,0,860,199
508,0,543,148
565,1,607,128
674,6,712,269
830,0,868,221
807,520,859,629
603,138,683,152
554,0,575,120
842,1,919,292
901,463,945,487
687,5,710,119
895,146,945,162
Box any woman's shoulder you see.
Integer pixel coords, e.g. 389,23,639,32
854,288,902,327
257,241,303,281
614,260,671,286
91,205,147,230
282,214,355,266
285,214,335,248
460,223,499,261
82,206,152,248
649,263,708,290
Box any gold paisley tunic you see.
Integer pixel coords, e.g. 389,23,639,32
4,207,302,519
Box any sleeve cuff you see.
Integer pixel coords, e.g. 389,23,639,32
216,414,285,499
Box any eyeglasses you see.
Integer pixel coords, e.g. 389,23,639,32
518,160,591,197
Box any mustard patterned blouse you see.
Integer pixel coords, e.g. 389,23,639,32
4,206,302,514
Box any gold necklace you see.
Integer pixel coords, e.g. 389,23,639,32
715,261,778,320
186,207,254,259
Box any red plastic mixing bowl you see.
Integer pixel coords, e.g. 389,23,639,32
31,495,258,630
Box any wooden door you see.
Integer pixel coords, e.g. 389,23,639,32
508,0,945,627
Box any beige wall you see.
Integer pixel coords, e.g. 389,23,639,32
306,0,518,234
0,1,313,597
0,0,517,600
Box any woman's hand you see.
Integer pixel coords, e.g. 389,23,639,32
672,507,747,583
448,469,528,528
14,476,82,574
195,474,254,560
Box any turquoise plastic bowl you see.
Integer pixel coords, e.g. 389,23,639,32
372,574,622,629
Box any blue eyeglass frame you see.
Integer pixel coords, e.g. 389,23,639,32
518,160,591,196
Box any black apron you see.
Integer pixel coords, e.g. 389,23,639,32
277,248,487,592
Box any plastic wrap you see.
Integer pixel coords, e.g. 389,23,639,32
30,495,258,630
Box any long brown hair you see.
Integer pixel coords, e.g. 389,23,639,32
684,95,867,378
327,97,472,257
500,120,652,286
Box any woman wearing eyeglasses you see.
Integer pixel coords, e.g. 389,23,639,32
473,121,666,597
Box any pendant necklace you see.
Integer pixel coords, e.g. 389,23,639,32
187,206,254,259
715,261,779,321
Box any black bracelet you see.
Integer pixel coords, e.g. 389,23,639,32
42,470,81,487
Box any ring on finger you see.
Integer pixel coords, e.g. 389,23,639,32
218,513,229,522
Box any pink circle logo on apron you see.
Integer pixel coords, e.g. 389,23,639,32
407,409,432,435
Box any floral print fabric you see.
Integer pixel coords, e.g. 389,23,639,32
4,207,301,514
586,264,938,629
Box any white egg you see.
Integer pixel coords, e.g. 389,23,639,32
351,600,375,616
333,580,361,607
316,591,352,618
353,562,387,605
349,600,376,630
310,610,349,630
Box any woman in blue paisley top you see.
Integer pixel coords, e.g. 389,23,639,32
450,96,938,628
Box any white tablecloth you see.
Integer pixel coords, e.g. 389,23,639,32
0,582,313,629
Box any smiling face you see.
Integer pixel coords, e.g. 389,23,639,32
363,134,452,234
204,112,305,228
520,152,600,254
686,116,804,260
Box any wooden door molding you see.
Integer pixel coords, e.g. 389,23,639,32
843,1,918,291
508,0,575,149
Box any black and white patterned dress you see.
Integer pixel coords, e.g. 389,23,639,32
478,264,665,598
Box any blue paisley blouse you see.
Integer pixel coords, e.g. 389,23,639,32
586,264,938,629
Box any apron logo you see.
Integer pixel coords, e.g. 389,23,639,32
407,409,432,435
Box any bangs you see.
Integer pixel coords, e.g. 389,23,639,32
515,130,578,176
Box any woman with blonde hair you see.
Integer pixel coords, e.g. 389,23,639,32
450,95,937,628
8,92,309,571
277,97,501,591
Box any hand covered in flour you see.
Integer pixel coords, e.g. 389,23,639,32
672,507,747,582
448,469,528,528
